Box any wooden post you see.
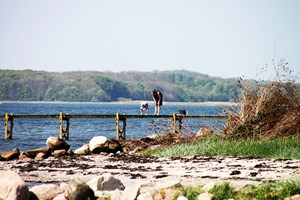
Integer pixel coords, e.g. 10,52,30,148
4,113,13,140
116,112,126,140
172,113,177,134
178,116,183,134
116,112,119,140
59,112,70,139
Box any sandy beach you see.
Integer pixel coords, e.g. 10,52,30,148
1,153,300,189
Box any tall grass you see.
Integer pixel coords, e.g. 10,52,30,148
142,136,300,159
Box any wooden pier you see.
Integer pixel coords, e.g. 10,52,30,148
1,112,227,140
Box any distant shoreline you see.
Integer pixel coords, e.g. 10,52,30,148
0,100,238,106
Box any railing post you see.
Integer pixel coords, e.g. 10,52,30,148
116,112,126,140
116,112,119,139
172,113,177,134
59,112,70,139
4,113,13,140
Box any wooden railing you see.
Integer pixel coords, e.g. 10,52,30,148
1,112,227,140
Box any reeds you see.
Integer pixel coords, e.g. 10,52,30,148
225,59,300,139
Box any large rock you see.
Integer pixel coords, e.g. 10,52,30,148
65,178,96,200
46,137,70,151
89,136,122,153
27,147,51,158
89,136,108,153
29,184,64,200
87,173,125,192
0,148,20,161
0,170,30,200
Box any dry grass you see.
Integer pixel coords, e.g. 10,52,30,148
225,59,300,139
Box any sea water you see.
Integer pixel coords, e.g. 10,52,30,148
0,102,233,152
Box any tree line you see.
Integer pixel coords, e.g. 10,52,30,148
0,69,240,102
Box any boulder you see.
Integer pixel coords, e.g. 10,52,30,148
0,148,20,161
53,149,67,158
46,137,70,151
65,178,95,200
29,184,64,200
27,147,51,158
89,136,122,154
89,136,108,153
74,144,90,155
87,173,125,192
0,170,30,200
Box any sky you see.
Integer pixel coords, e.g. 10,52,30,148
0,0,299,80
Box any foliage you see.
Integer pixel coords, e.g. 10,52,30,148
209,182,235,200
0,69,239,102
225,58,300,139
181,185,202,200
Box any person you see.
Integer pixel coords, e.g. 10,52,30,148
151,89,163,115
140,102,149,115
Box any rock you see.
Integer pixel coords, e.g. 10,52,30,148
74,144,90,155
87,173,125,192
53,149,67,158
0,170,30,200
0,148,20,161
197,192,213,200
95,189,122,200
89,136,122,154
89,136,108,153
29,184,64,200
34,152,49,160
27,147,51,158
46,137,70,151
177,196,188,200
65,178,95,200
202,182,216,192
19,152,33,161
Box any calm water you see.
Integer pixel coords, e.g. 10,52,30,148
0,102,232,152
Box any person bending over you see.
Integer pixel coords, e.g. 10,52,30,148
151,90,163,115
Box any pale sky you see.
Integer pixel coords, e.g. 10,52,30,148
0,0,299,80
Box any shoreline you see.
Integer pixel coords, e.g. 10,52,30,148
0,100,238,106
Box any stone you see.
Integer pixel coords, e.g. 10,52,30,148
0,170,30,200
74,144,90,155
27,147,51,158
65,178,95,200
19,152,33,161
46,137,70,151
202,182,216,192
89,136,108,153
29,184,64,200
87,173,125,192
53,149,67,158
177,196,188,200
0,148,20,161
34,152,48,160
197,192,212,200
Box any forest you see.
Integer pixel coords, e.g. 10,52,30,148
0,69,240,102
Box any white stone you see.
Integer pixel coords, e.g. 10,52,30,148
89,136,108,152
30,184,64,200
0,170,30,200
87,173,125,192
